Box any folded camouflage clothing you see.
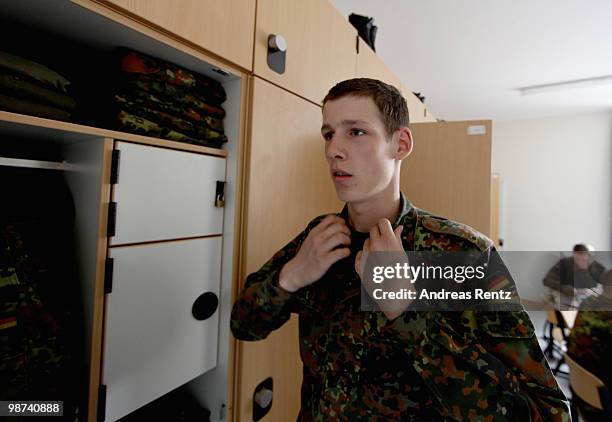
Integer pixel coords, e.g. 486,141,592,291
117,110,226,149
117,83,224,130
115,94,226,143
113,48,228,148
0,67,76,111
118,47,226,105
0,51,71,94
0,93,71,121
120,77,225,119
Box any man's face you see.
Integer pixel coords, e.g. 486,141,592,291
573,252,590,270
321,96,399,204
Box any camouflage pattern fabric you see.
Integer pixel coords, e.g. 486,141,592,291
0,67,76,111
0,93,71,121
113,48,228,149
0,231,65,401
231,193,570,421
0,167,85,417
121,77,225,119
567,296,612,420
0,51,71,94
543,257,605,291
115,94,226,143
117,110,226,149
117,84,224,131
118,48,226,105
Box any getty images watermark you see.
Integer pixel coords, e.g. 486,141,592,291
360,250,612,312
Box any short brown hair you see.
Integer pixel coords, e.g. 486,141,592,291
323,78,409,137
573,243,592,252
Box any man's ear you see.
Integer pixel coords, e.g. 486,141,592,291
394,127,413,160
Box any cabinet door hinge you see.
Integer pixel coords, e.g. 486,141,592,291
97,384,107,421
104,258,114,294
110,149,121,184
107,202,117,237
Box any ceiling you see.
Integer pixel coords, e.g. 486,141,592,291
330,0,612,121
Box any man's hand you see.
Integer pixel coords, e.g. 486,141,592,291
279,215,351,292
356,219,409,320
355,218,404,279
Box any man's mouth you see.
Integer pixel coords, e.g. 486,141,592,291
332,169,352,180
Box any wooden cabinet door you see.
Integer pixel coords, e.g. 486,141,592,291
103,237,222,421
235,76,341,421
111,141,226,245
254,0,357,105
400,82,431,123
355,38,400,89
490,173,502,247
101,0,256,69
400,120,492,236
354,39,436,124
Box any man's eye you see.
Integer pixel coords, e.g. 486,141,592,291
350,128,365,137
323,132,333,141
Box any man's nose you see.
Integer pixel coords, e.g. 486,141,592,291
326,136,346,160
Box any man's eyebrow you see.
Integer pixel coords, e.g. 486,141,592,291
321,120,370,132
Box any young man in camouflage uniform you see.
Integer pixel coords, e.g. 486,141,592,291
231,78,570,421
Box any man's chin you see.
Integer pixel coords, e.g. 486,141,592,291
335,190,359,204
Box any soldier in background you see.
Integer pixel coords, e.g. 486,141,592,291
231,78,570,421
543,243,606,309
567,269,612,421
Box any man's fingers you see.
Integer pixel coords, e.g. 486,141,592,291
394,225,404,242
313,215,345,234
355,250,363,275
328,247,351,264
369,224,381,243
320,221,351,242
377,218,394,239
321,232,351,253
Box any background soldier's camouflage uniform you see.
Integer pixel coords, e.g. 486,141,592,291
231,193,571,421
567,295,612,420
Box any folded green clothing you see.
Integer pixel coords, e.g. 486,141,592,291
118,48,226,104
116,87,223,132
117,110,226,149
0,67,76,111
115,94,226,143
0,92,71,121
120,77,225,118
0,51,70,94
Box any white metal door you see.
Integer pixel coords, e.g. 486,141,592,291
103,237,222,421
111,141,226,245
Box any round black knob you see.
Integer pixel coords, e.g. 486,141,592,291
192,292,218,321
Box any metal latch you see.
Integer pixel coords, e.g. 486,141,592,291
215,181,226,208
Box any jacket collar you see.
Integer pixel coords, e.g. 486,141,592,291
338,191,415,231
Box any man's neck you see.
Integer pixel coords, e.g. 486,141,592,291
347,190,401,233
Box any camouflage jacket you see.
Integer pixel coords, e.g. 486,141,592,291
231,194,570,421
568,295,612,386
542,256,605,290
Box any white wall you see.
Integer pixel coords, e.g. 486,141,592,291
492,111,612,251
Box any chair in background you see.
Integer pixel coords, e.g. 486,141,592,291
543,310,577,376
564,353,612,421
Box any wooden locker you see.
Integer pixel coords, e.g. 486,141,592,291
490,173,502,247
234,76,341,422
253,0,357,105
400,82,432,124
99,0,256,70
401,120,492,236
355,38,401,89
